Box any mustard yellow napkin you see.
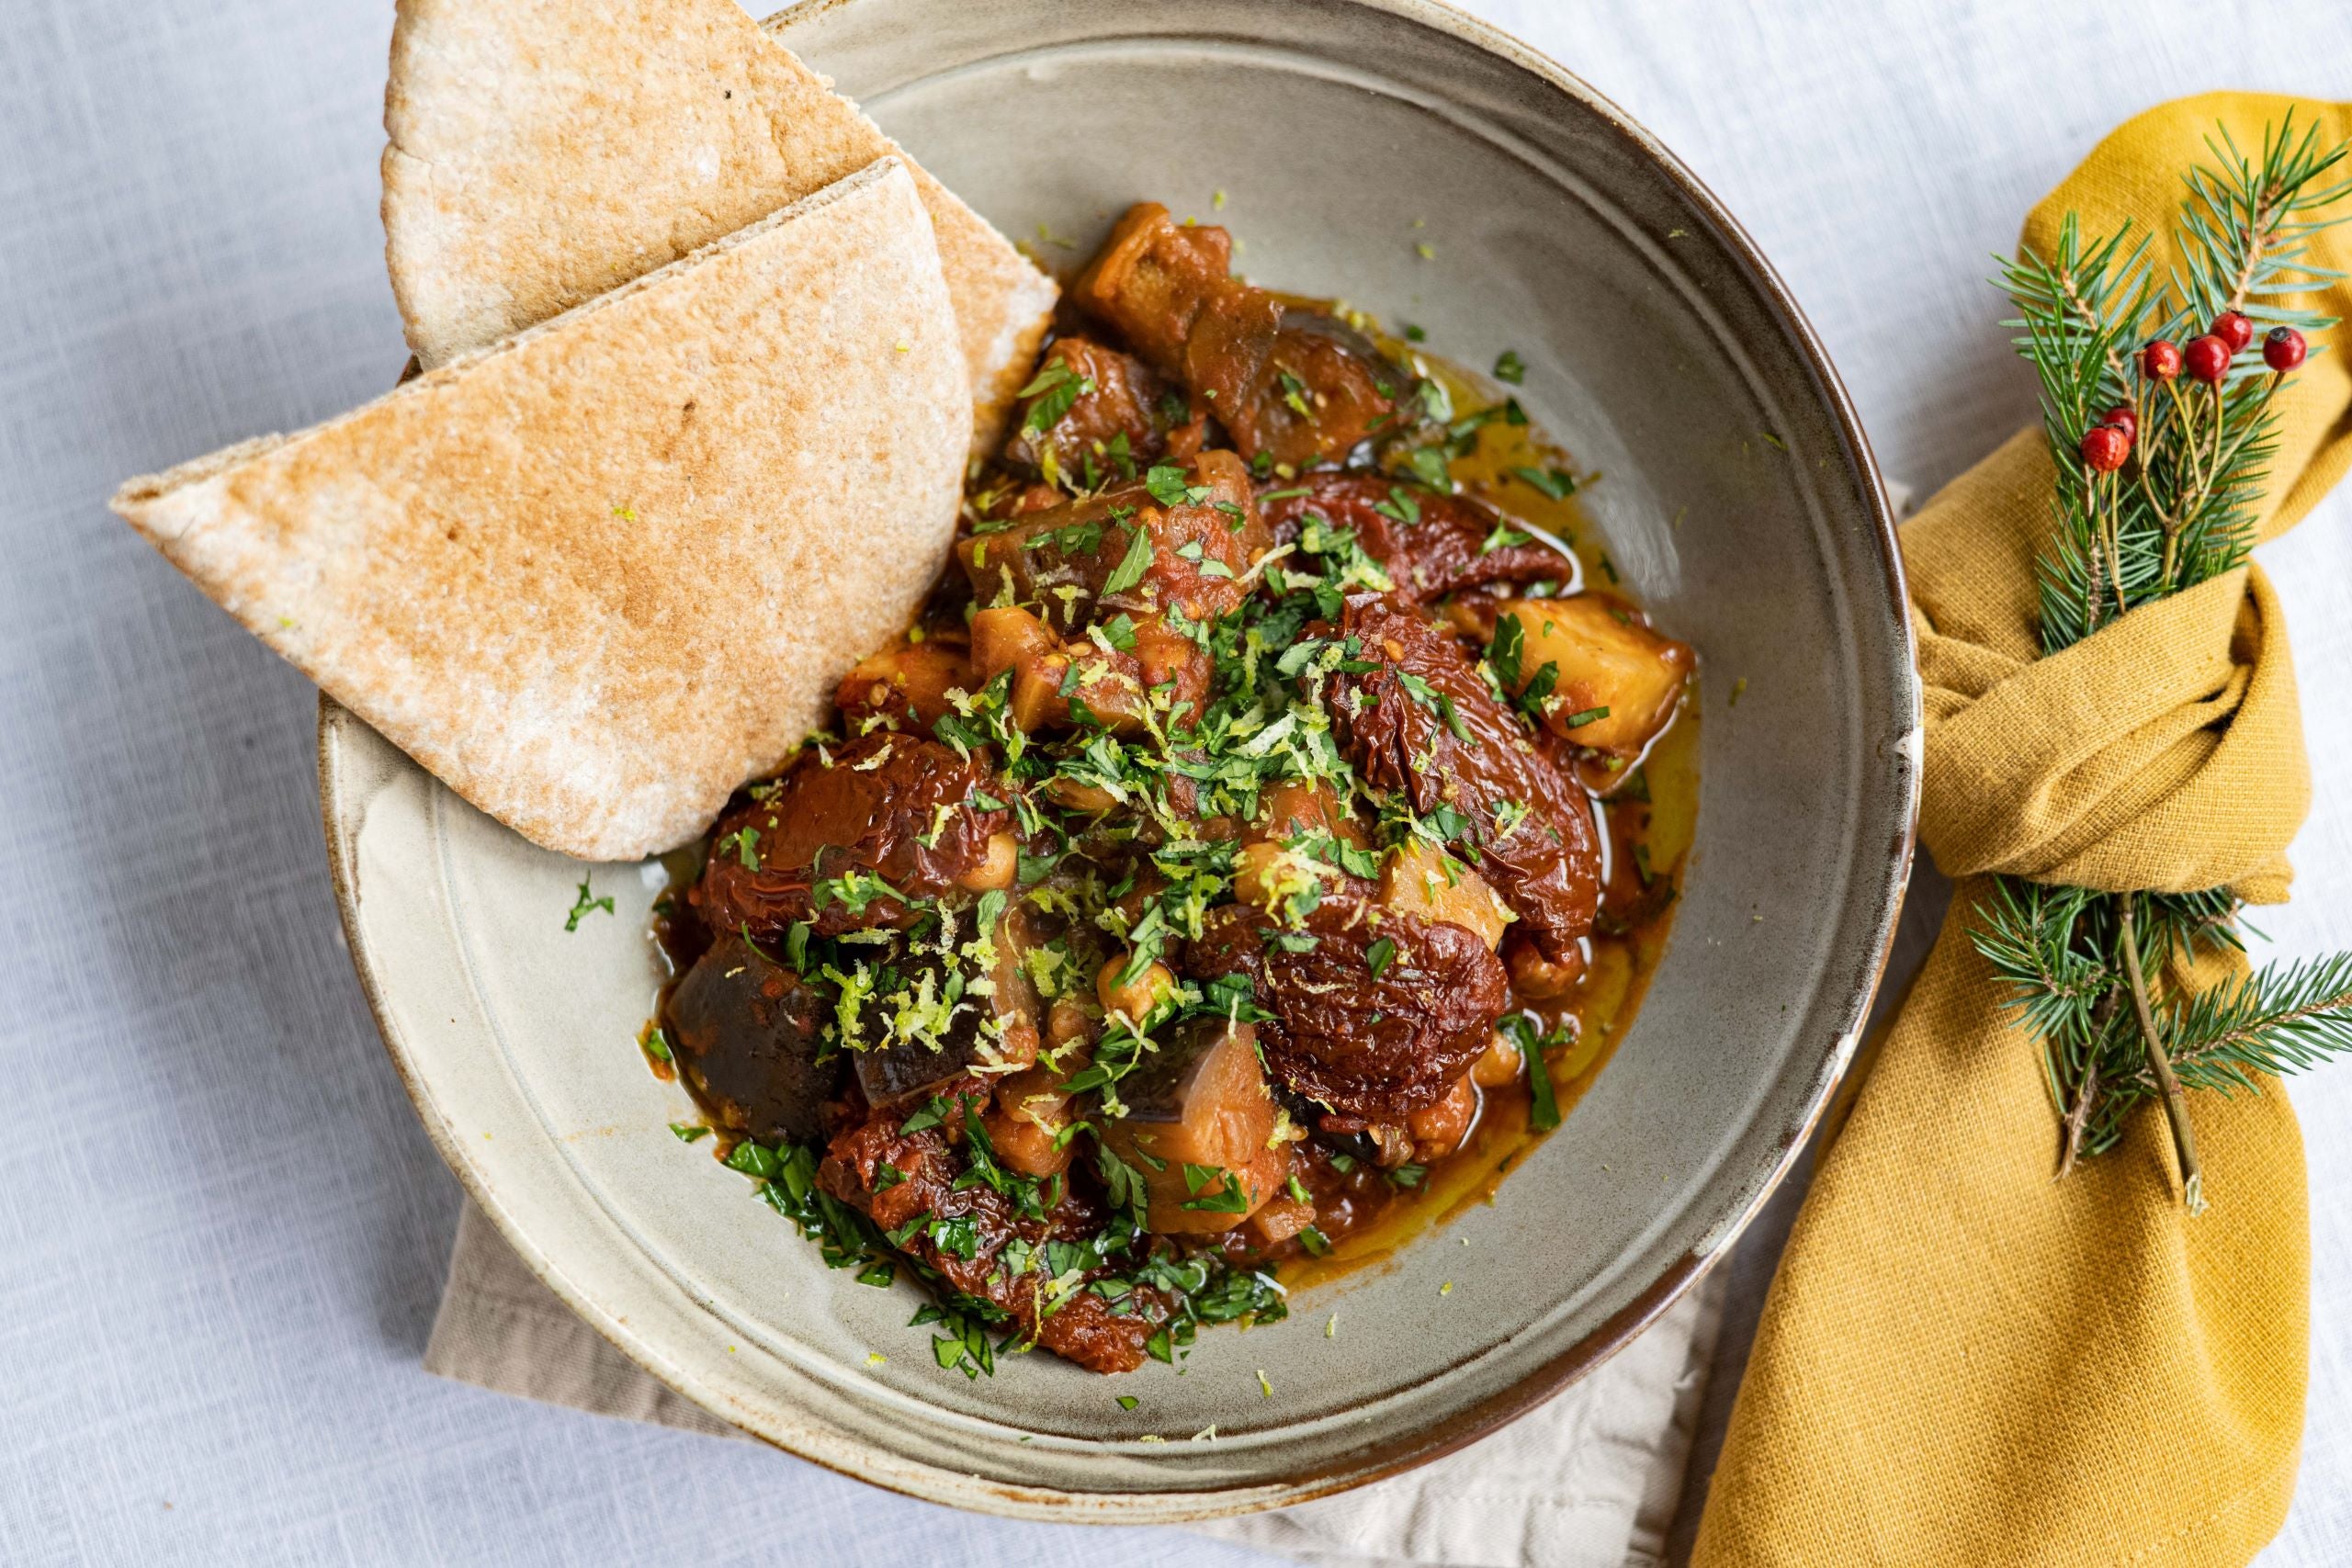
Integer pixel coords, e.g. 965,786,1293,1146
1694,93,2352,1566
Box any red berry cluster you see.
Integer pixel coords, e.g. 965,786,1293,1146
2141,310,2308,387
2097,311,2312,474
2080,410,2133,474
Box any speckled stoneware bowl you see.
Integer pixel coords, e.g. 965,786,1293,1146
320,0,1918,1521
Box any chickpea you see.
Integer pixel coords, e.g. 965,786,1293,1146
985,1064,1080,1178
1045,998,1099,1055
954,830,1019,892
1506,933,1587,998
983,1108,1069,1179
1096,954,1176,1021
1408,1074,1478,1159
1472,1030,1525,1089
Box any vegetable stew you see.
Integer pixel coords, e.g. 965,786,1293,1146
646,202,1698,1377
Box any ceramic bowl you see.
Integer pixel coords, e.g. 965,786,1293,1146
321,0,1917,1521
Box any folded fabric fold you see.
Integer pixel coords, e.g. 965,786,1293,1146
1908,432,2309,901
1694,92,2352,1567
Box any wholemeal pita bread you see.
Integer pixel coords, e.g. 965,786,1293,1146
115,159,967,863
382,0,1055,450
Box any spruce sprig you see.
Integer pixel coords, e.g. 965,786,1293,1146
1973,113,2352,1211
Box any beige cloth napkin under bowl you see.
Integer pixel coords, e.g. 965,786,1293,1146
427,1201,1724,1568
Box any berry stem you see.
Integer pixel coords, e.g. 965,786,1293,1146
2164,378,2211,497
2210,372,2286,494
2164,370,2287,582
2117,474,2135,611
2207,378,2225,483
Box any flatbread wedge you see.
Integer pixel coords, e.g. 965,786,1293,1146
381,0,1055,450
114,159,967,863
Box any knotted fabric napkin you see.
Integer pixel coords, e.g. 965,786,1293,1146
1694,93,2352,1566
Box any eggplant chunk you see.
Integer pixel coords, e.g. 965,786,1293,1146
1103,1017,1282,1233
664,933,840,1144
842,913,1044,1109
1001,335,1173,480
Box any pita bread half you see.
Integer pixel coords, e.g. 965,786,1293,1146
381,0,1055,450
115,159,967,863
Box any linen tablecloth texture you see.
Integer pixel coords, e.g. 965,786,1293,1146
1692,93,2352,1568
429,1204,1725,1568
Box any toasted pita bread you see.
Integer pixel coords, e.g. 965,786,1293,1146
381,0,1054,450
116,160,967,863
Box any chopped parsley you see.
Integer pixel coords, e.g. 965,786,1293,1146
1101,524,1155,595
1493,348,1527,384
1144,464,1213,509
714,827,760,870
1503,1013,1569,1131
1510,466,1578,501
564,877,615,931
1017,360,1092,438
1371,487,1421,527
1480,519,1532,554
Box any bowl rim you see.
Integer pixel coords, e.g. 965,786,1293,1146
320,0,1917,1518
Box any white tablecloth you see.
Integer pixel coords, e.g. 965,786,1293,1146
4,1,2348,1563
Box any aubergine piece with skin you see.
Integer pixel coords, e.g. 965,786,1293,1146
1100,1015,1283,1234
664,932,841,1145
838,908,1044,1110
1186,296,1401,470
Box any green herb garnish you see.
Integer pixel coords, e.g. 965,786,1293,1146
1102,524,1155,595
564,877,616,931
